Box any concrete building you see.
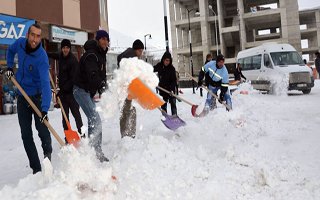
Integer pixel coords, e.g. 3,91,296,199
168,0,320,79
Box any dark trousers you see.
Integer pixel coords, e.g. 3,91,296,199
161,95,177,115
17,95,52,173
60,93,83,133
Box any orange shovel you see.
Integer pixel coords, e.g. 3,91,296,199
49,73,80,145
127,77,164,110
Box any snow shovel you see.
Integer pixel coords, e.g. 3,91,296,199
49,73,80,145
128,77,165,110
10,77,65,146
127,77,185,130
186,73,232,111
156,86,199,117
157,107,186,131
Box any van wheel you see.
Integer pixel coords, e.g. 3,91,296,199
302,89,311,94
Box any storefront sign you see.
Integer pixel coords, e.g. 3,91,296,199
0,14,35,45
51,25,88,46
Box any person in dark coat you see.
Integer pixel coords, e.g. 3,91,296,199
47,39,84,139
154,51,177,115
234,63,246,81
117,39,144,139
315,51,320,78
73,30,109,162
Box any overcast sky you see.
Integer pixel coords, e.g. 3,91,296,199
108,0,320,51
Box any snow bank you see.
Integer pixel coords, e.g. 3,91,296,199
0,141,116,200
100,57,159,118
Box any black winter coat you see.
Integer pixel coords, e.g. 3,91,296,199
234,67,246,81
154,57,177,98
74,40,107,97
47,52,78,94
117,48,136,68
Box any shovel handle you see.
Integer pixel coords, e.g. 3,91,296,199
186,73,232,111
156,86,195,107
11,77,65,146
49,72,72,129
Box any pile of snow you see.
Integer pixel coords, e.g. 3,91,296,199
1,56,320,199
100,57,158,118
0,141,116,200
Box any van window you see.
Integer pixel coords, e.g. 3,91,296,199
252,55,262,69
270,51,304,66
240,54,262,70
264,54,272,68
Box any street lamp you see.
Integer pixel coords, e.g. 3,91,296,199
187,8,200,94
144,34,152,62
209,5,219,56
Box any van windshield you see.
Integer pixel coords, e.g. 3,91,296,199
270,51,304,66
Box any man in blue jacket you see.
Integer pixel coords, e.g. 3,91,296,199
5,24,52,174
198,54,232,113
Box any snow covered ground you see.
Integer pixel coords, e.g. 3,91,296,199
1,79,320,200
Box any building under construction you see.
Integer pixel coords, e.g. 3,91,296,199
168,0,320,78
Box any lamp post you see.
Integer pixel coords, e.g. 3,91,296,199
187,8,199,94
163,0,169,52
209,5,218,56
144,34,152,62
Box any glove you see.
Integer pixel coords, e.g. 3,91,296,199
5,68,14,80
98,80,107,94
40,111,48,123
218,92,225,103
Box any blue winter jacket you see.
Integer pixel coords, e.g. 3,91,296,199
202,60,229,87
6,38,51,112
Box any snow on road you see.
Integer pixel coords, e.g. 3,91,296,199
0,81,319,199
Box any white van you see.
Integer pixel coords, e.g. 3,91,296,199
236,43,314,94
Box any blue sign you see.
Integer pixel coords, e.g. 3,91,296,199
0,14,35,45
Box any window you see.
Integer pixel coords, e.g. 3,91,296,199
270,52,304,66
252,55,262,69
264,54,272,68
239,54,262,70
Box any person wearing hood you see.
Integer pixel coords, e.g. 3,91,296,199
154,51,178,115
117,39,144,138
5,24,52,174
198,54,232,112
73,30,109,162
47,39,84,140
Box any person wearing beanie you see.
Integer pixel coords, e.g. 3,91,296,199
47,39,84,142
153,51,178,116
72,30,109,162
117,39,144,67
198,54,232,114
116,39,145,138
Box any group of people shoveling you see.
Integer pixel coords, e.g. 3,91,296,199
2,23,234,175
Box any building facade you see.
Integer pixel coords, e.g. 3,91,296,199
0,0,109,114
168,0,320,78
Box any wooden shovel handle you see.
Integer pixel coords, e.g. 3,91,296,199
186,73,232,111
11,77,65,146
49,73,71,129
156,86,195,107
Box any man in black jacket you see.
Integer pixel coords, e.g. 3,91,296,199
47,39,84,139
154,51,177,115
117,39,144,138
73,30,109,162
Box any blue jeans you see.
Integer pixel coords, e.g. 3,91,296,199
17,95,52,173
205,85,232,110
73,86,103,155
